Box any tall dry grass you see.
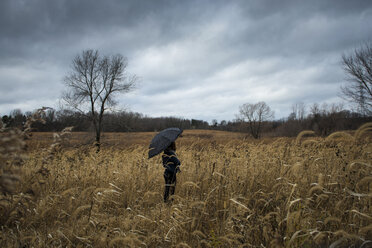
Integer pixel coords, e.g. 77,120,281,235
0,125,371,247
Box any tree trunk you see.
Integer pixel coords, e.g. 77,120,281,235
95,109,104,153
95,128,101,152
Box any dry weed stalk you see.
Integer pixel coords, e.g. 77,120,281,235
0,107,51,194
354,122,372,141
325,131,354,141
295,130,315,145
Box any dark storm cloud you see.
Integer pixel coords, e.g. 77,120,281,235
1,0,371,120
225,0,371,56
0,0,213,59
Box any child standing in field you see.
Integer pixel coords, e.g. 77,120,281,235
162,142,181,202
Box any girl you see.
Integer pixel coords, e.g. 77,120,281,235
162,142,181,202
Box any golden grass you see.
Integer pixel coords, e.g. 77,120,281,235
0,128,371,247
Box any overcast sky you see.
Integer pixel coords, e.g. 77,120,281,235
1,0,371,122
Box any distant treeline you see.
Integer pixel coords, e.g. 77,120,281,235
1,109,209,132
1,107,371,137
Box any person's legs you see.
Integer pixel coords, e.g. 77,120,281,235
164,171,177,202
169,174,177,197
164,171,173,202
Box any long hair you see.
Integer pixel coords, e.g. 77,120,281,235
166,142,176,151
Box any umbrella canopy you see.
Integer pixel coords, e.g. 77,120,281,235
148,127,183,159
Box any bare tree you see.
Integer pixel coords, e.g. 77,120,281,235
291,102,306,121
238,101,274,138
63,49,136,151
341,42,372,115
310,103,320,117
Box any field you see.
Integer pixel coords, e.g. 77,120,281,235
1,127,372,247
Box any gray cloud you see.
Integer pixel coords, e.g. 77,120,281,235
1,0,371,121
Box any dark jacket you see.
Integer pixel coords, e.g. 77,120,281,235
162,149,181,173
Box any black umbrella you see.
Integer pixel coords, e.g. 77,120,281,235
148,127,183,159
